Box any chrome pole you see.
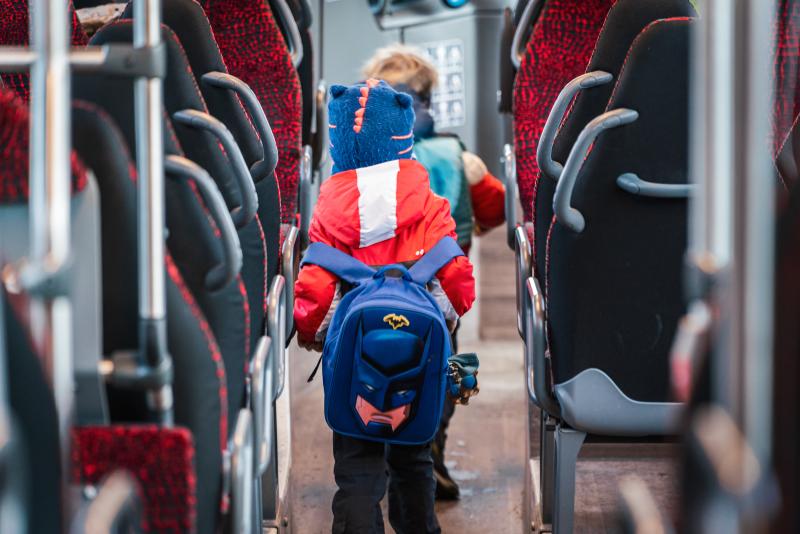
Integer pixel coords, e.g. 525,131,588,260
689,0,776,530
132,0,172,422
690,0,738,415
736,0,775,481
28,0,73,527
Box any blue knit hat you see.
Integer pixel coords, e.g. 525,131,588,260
328,79,416,174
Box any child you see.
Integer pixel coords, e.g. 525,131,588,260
362,43,506,255
362,43,505,499
294,79,476,533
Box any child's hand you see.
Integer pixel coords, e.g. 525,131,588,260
462,151,489,186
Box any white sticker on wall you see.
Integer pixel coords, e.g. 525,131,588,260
422,39,466,129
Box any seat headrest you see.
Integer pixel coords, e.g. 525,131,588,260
0,89,88,204
0,0,88,101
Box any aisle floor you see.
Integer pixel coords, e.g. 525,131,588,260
287,339,677,533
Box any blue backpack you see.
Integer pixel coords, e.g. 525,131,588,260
300,236,465,445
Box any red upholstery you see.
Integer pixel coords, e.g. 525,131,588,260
73,425,197,533
0,0,88,102
0,88,87,203
202,0,302,224
775,0,800,156
512,0,615,221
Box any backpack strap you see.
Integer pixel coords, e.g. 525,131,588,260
300,242,376,285
408,237,465,285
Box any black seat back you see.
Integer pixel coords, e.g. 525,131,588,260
70,100,226,534
546,18,692,402
533,0,696,278
122,0,282,286
85,20,264,408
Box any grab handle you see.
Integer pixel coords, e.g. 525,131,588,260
374,264,412,281
267,275,287,399
273,0,304,67
250,335,275,475
172,109,258,229
553,108,639,233
200,72,278,182
537,71,613,181
525,276,560,417
616,173,695,198
164,155,243,291
503,143,518,250
514,225,532,339
281,225,300,341
510,0,541,68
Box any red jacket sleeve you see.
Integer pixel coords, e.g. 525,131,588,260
293,218,339,345
470,173,506,230
424,193,476,317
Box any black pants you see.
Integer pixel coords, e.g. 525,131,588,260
331,433,441,534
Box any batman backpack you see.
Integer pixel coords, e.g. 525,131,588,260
300,236,465,445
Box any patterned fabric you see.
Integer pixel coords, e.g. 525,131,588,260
73,425,197,533
0,0,88,102
0,88,87,203
775,0,800,155
512,0,615,221
202,0,302,224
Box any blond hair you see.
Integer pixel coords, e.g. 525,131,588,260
361,43,439,99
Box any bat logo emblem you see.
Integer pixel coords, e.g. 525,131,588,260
383,313,410,330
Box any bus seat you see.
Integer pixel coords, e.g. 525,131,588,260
68,97,228,534
201,0,303,225
0,0,87,101
4,292,67,533
532,0,696,280
0,88,209,533
512,0,614,225
122,0,283,289
72,56,252,428
547,16,692,412
538,18,692,532
529,17,691,534
0,89,92,528
89,20,267,361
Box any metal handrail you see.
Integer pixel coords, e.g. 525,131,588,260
503,143,518,250
250,336,275,475
164,155,243,290
552,108,639,233
267,275,287,399
514,225,532,339
537,71,613,181
525,276,560,417
281,226,299,340
172,109,259,229
200,72,278,183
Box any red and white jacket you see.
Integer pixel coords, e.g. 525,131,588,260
294,159,476,347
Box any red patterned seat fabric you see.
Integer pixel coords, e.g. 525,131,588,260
202,0,302,224
0,89,87,203
73,425,197,533
512,0,615,222
0,0,88,102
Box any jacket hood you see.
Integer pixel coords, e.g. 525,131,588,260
313,159,434,248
